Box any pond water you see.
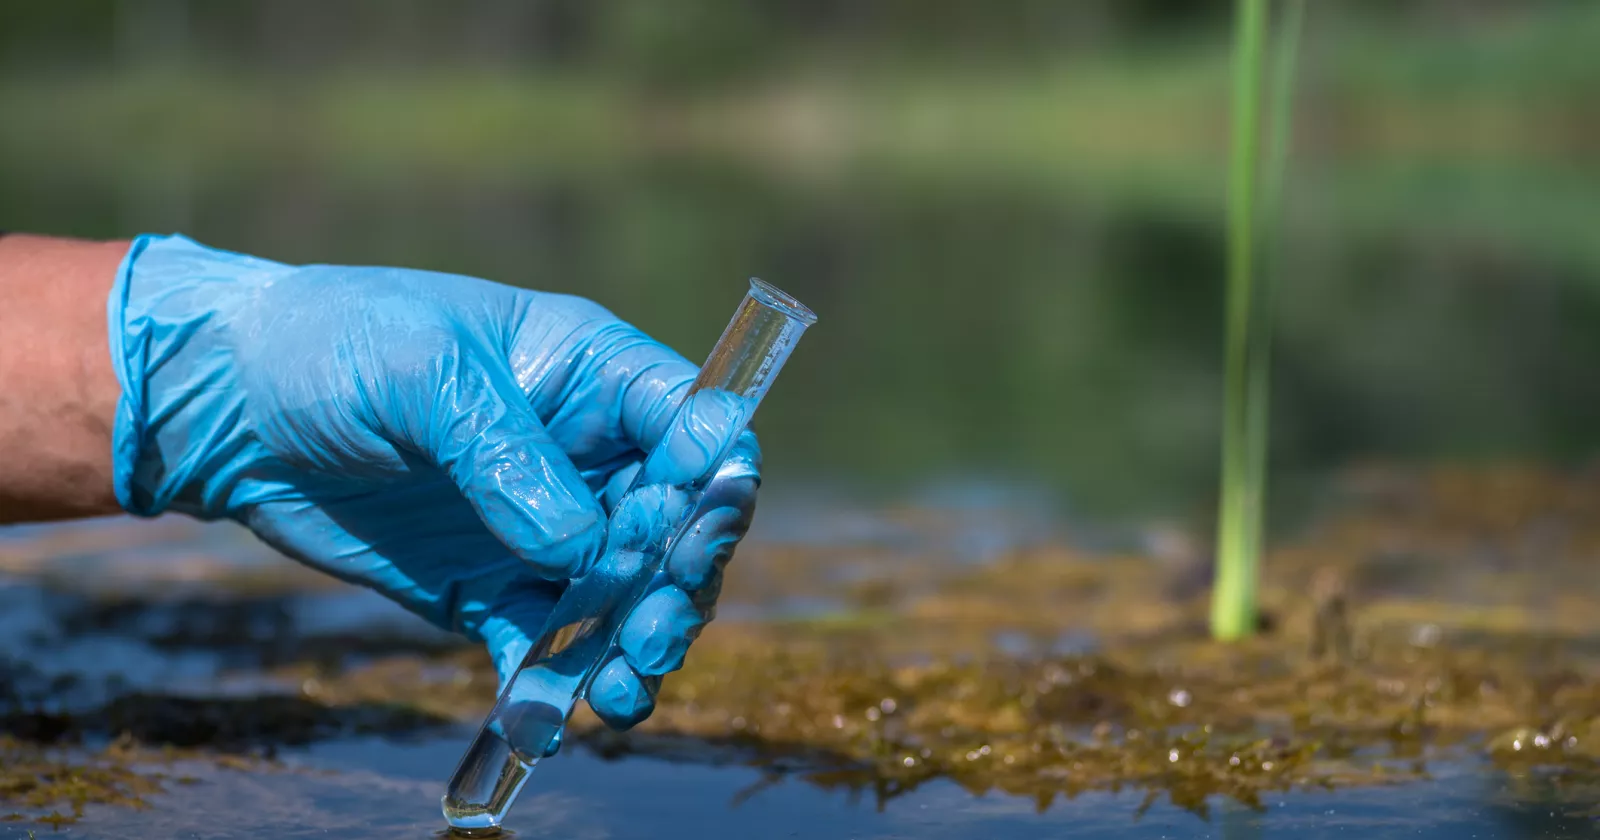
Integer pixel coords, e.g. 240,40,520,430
4,18,1600,835
1,513,1598,839
5,160,1600,836
0,736,1591,840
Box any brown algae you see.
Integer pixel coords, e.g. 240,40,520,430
3,463,1600,821
0,736,164,826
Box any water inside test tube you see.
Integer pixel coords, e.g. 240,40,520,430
439,727,535,834
441,411,747,833
442,279,814,832
440,699,568,833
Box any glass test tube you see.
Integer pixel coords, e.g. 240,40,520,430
441,278,817,835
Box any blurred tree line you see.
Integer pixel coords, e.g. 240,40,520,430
0,0,1592,517
0,0,1554,86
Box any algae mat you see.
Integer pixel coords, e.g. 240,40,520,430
1,465,1599,837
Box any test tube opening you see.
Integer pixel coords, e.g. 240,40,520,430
747,278,818,326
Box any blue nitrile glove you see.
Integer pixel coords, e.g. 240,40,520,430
107,233,758,732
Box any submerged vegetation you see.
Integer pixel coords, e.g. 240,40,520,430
3,465,1600,824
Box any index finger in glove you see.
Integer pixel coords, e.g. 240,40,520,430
664,431,759,597
636,387,751,488
603,390,757,585
610,437,760,680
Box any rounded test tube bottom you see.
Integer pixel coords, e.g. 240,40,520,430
441,726,539,835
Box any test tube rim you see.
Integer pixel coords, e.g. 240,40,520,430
747,278,818,326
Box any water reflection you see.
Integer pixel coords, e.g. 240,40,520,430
1,737,1586,840
4,6,1599,838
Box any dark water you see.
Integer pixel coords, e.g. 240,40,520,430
5,162,1600,833
0,735,1594,839
2,517,1599,839
5,15,1600,834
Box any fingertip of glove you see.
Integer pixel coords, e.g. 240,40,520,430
666,506,744,591
731,429,763,472
588,658,655,730
619,587,704,676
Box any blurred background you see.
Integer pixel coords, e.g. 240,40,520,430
4,4,1600,835
4,0,1597,540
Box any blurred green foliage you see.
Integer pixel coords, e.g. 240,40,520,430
0,1,1222,79
2,0,1598,529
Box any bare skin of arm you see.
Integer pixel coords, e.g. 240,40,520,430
0,233,130,523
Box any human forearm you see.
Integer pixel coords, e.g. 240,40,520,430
0,233,128,522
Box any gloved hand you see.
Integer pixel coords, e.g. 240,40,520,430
107,233,758,733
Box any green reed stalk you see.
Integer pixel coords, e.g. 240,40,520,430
1211,0,1304,641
